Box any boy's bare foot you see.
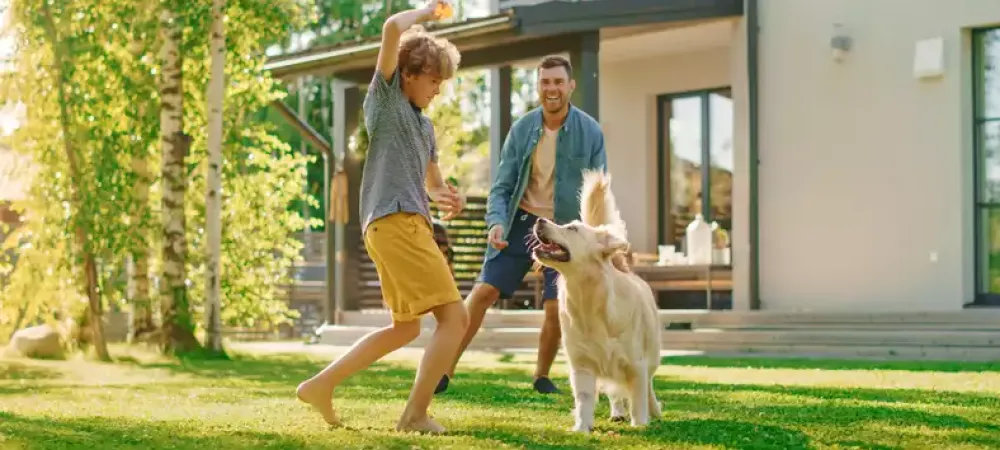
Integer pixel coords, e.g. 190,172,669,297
296,379,341,426
396,415,446,434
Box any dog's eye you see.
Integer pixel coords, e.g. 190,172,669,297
567,225,577,231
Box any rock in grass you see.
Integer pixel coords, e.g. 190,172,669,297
5,323,69,360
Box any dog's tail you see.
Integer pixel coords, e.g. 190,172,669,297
580,169,627,239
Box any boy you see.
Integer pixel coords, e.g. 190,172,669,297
295,1,469,434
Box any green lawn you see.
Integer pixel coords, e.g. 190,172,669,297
2,343,999,449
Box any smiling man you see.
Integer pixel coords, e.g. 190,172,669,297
438,55,607,395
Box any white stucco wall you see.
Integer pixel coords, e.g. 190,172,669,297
756,0,1000,311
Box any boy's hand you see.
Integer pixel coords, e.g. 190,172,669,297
429,182,464,220
423,0,453,20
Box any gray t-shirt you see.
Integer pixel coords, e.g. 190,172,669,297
359,69,437,234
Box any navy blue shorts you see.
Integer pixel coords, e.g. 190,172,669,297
479,209,559,301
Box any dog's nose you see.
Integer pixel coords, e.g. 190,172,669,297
534,218,550,231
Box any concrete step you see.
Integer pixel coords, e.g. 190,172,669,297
318,325,541,351
686,310,1000,329
656,343,1000,361
663,329,1000,347
317,325,1000,361
338,309,1000,331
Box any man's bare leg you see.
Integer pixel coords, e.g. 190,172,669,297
296,320,421,425
532,299,562,393
445,283,500,378
397,300,469,433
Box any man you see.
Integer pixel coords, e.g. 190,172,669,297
437,55,607,395
295,1,470,434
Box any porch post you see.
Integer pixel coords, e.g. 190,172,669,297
488,0,511,178
571,31,600,120
489,66,512,177
330,79,361,324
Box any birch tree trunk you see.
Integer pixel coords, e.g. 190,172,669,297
204,0,226,353
129,152,154,339
130,35,154,337
158,7,200,354
39,0,110,362
126,3,158,344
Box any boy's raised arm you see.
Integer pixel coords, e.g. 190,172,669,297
376,2,447,81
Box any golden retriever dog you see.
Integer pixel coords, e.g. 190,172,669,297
531,170,661,432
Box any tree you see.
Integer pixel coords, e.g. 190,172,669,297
0,0,315,355
158,5,201,353
123,2,161,343
204,0,226,353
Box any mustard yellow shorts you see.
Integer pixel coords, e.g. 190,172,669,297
364,212,462,323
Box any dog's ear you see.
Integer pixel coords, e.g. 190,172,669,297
598,228,629,258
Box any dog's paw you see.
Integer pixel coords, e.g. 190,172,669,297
630,417,651,427
610,415,628,423
570,424,593,433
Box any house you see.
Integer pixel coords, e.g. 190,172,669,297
263,0,1000,319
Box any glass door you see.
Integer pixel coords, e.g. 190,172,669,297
656,88,734,251
974,28,1000,305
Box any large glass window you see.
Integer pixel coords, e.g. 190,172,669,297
656,88,734,250
974,28,1000,303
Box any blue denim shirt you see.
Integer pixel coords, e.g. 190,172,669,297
484,104,607,262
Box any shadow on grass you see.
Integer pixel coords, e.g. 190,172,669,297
626,418,813,449
118,352,562,410
0,361,63,381
0,411,425,450
118,350,1000,410
654,378,1000,409
656,380,1000,448
451,423,600,450
661,355,1000,373
4,349,1000,449
453,419,814,450
0,361,64,396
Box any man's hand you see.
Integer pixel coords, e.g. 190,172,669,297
429,182,464,220
488,224,507,250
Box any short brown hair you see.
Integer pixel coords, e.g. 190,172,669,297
538,54,573,77
398,25,461,79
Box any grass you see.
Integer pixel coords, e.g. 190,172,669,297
1,343,999,450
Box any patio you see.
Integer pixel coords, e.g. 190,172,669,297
264,0,751,325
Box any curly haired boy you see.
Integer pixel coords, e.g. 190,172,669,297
296,0,469,434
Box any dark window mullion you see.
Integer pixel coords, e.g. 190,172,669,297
701,92,712,221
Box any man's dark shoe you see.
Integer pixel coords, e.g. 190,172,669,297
533,377,561,394
434,375,450,394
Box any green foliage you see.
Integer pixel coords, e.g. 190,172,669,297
177,0,320,330
428,71,491,196
266,1,417,231
0,0,146,341
0,0,318,342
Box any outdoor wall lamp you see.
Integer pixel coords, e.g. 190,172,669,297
830,23,852,62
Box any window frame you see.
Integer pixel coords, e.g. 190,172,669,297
655,86,733,247
973,27,1000,304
